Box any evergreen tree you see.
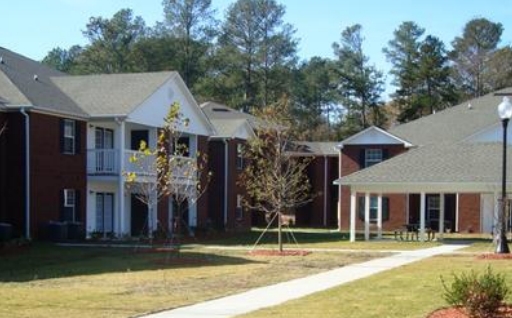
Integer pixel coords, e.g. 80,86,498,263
333,24,385,137
211,0,298,111
450,18,503,99
160,0,218,87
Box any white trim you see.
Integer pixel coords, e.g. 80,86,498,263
420,192,426,242
337,126,414,149
377,194,383,239
350,191,356,242
335,181,502,194
455,193,460,232
364,192,370,241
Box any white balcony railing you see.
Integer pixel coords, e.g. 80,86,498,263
88,149,197,182
87,149,119,175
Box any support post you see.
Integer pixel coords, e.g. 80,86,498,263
439,193,445,240
350,191,356,242
364,192,370,241
420,192,426,242
377,194,383,239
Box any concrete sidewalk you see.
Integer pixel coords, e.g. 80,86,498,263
141,244,467,318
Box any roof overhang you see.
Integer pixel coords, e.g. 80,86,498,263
333,180,503,194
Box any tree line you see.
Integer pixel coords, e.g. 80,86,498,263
42,0,512,140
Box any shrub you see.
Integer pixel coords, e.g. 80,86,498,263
441,266,509,318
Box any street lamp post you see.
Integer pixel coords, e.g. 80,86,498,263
497,96,512,254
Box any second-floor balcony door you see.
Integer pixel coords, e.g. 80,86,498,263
95,128,114,173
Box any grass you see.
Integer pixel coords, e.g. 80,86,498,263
0,230,503,318
202,228,440,250
240,254,512,318
0,242,383,318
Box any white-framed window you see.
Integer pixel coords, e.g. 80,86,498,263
236,143,244,169
358,196,389,223
365,149,383,168
236,195,243,219
63,119,76,154
427,195,440,221
63,189,76,222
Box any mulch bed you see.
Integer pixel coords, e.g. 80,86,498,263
477,253,512,260
427,305,512,318
248,249,311,256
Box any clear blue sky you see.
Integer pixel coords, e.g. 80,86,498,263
2,0,512,98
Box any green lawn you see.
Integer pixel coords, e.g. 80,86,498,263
240,254,512,318
0,242,383,318
0,230,503,318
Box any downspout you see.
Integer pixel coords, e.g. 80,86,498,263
223,139,229,228
323,156,328,227
20,108,30,239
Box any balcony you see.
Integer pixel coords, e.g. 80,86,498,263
87,149,119,175
87,149,197,182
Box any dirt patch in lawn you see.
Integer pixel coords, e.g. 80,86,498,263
248,249,311,256
427,305,512,318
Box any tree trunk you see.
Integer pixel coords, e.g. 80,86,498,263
278,212,283,252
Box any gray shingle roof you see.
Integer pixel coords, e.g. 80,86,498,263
389,89,512,146
208,118,248,138
293,141,339,156
52,71,176,116
0,47,87,117
201,101,263,129
338,89,512,190
339,142,508,186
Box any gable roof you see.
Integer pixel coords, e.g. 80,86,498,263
0,47,87,117
52,72,175,116
336,88,512,192
201,101,264,129
336,142,506,193
292,142,339,156
338,126,413,148
389,89,511,146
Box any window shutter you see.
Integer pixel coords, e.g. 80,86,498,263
359,149,366,169
75,121,81,154
59,119,65,153
383,197,390,222
75,190,81,222
358,196,365,221
59,189,65,221
382,149,389,160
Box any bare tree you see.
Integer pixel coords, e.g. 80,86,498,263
125,102,209,243
239,97,313,252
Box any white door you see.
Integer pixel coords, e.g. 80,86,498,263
96,193,114,234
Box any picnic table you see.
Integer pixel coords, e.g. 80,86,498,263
394,224,435,241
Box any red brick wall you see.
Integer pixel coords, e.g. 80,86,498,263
458,193,480,233
195,135,210,229
30,112,86,238
338,144,408,230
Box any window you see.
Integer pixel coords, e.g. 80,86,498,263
96,193,114,234
236,195,243,219
62,189,77,222
365,149,382,168
427,195,440,221
236,143,244,169
358,196,389,223
62,119,76,154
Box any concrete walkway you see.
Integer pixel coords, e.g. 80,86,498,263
142,244,467,318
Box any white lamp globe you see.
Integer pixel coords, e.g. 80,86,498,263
498,96,512,120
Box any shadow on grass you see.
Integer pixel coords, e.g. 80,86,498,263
0,243,259,283
200,228,348,246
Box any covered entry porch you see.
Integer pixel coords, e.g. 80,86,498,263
341,182,502,242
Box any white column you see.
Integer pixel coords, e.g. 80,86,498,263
364,192,370,241
349,191,356,242
377,194,383,239
455,193,460,232
118,120,126,235
439,193,445,240
420,192,426,242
